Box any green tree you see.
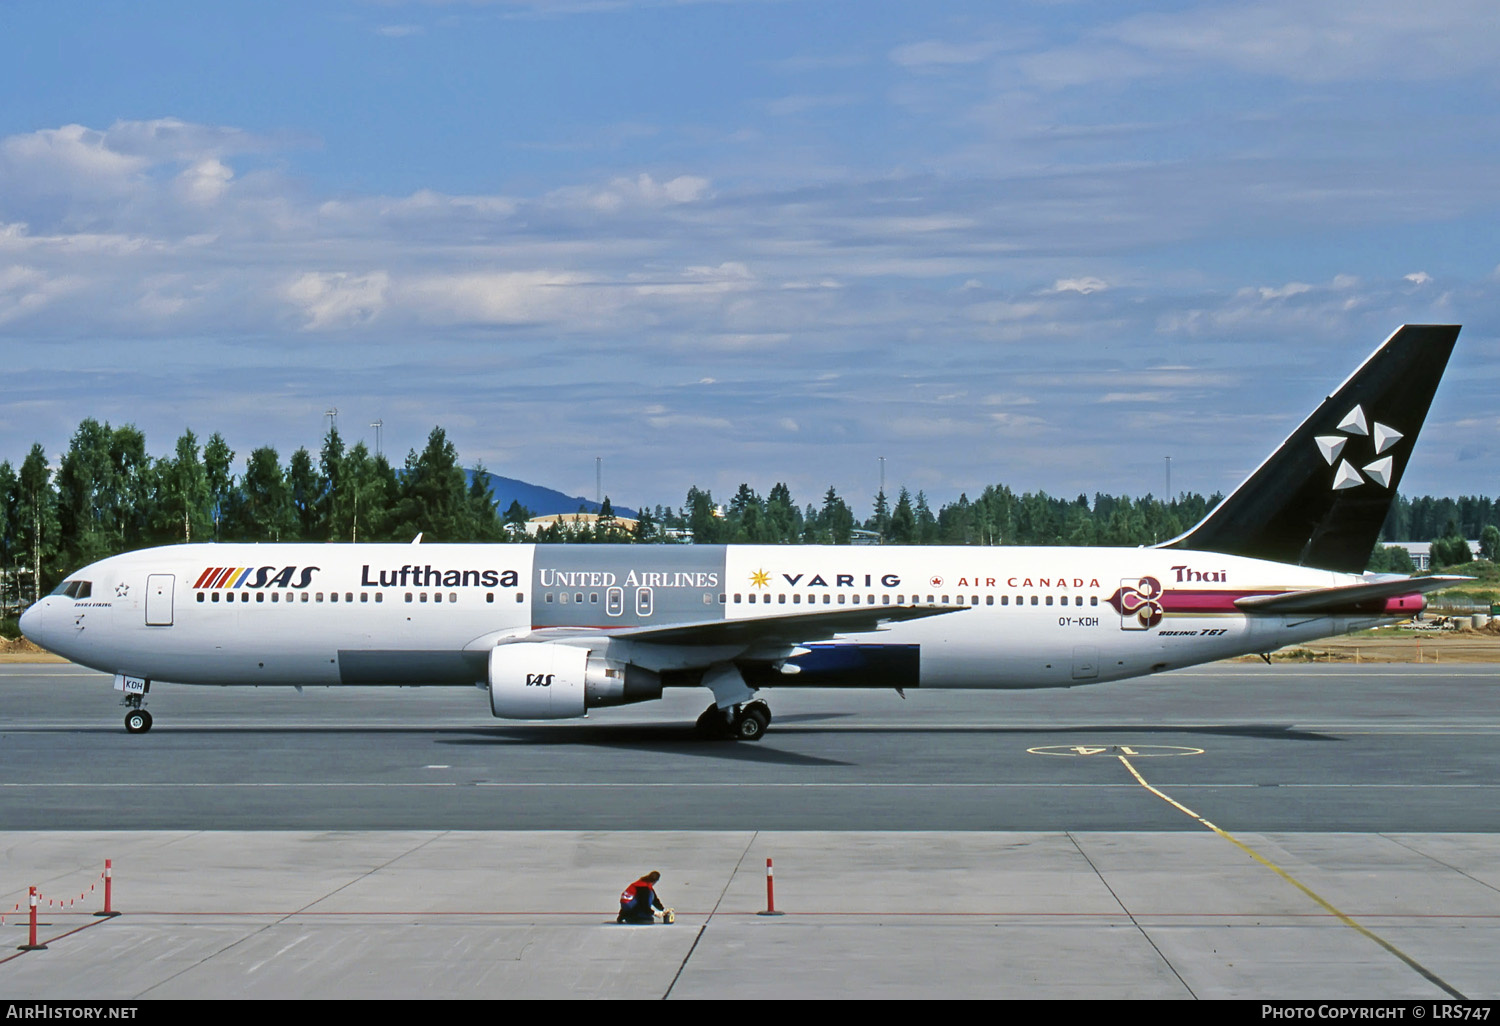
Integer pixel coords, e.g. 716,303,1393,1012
764,483,800,544
287,447,321,540
1367,545,1415,574
316,426,345,540
1429,519,1472,569
887,487,916,544
1480,525,1500,562
869,488,890,542
0,460,17,613
108,426,154,551
820,486,854,545
502,499,534,539
914,491,937,544
229,446,296,541
55,419,118,567
17,444,60,603
686,486,726,544
633,504,657,543
465,465,503,542
389,428,476,541
203,432,235,543
156,430,212,543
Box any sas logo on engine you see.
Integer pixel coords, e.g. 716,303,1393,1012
193,566,320,590
525,674,555,687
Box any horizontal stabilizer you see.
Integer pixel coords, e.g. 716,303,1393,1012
1234,575,1468,615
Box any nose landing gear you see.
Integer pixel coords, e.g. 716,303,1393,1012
695,700,771,741
123,695,153,734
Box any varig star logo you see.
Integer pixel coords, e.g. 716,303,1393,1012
1107,577,1164,630
1315,404,1402,492
749,569,771,589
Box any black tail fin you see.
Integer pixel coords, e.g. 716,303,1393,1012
1161,324,1460,573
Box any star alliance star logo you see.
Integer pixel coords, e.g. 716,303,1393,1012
1315,404,1402,491
115,583,130,598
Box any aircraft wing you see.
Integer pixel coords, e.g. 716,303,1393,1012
499,604,968,649
1233,575,1469,615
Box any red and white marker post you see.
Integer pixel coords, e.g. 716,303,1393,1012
18,886,47,951
757,857,785,917
94,859,120,918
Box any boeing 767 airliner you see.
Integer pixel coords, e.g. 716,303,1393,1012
21,325,1463,740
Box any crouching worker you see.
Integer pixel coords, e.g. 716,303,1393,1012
618,871,665,924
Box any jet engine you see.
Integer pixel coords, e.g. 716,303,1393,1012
488,641,662,719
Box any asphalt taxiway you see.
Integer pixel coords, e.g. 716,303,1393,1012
2,662,1498,999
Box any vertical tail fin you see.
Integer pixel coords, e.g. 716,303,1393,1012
1161,324,1460,572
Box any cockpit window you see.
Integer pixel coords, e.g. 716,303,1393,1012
50,580,92,599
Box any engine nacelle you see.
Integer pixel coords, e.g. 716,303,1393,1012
488,642,662,720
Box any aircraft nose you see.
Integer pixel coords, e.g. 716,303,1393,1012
18,601,45,641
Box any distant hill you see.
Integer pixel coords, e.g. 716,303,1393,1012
465,470,638,520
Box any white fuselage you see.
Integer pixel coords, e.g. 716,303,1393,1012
22,542,1394,694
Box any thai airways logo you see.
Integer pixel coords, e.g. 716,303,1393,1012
1108,577,1164,630
1316,404,1402,491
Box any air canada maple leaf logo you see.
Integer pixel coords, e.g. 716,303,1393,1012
1315,404,1402,492
1108,577,1164,630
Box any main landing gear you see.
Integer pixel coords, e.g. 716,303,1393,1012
123,694,153,734
696,700,771,741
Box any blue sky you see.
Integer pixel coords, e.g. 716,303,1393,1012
2,0,1498,516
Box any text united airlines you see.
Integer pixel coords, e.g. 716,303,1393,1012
538,569,719,588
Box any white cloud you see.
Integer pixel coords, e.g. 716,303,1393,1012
890,39,1010,69
284,271,390,330
0,124,148,196
174,159,234,205
1405,271,1432,286
1051,277,1108,295
1257,281,1312,300
0,264,80,325
547,172,710,213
